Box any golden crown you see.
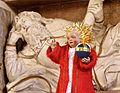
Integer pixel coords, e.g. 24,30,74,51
64,22,92,44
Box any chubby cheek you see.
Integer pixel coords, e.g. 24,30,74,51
73,40,79,46
69,39,78,48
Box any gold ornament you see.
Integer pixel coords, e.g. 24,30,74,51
64,22,92,44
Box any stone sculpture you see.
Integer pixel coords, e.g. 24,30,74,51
5,11,71,93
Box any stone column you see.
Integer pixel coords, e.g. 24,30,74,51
0,7,11,93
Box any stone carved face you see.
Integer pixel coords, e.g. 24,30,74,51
12,11,72,68
14,11,51,53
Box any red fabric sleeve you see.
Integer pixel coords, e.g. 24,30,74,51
79,49,97,70
46,42,61,64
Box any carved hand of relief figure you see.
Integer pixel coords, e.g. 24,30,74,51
87,0,104,23
7,29,24,45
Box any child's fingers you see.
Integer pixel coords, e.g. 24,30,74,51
82,57,90,63
82,58,86,62
52,39,56,42
86,57,90,62
50,39,56,50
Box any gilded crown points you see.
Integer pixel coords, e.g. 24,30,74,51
64,22,92,44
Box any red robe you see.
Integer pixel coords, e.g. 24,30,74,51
46,42,97,93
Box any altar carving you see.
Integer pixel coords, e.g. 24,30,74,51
93,22,120,91
89,1,120,91
4,0,120,93
5,11,72,93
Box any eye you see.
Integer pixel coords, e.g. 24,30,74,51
67,37,69,40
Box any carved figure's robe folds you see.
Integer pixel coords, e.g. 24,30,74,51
5,11,72,93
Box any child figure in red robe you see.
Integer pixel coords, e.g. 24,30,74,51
46,23,97,93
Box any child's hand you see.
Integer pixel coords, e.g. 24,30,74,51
50,39,56,51
82,57,90,64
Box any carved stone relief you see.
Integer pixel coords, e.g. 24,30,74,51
0,7,11,93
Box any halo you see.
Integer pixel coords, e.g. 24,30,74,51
64,22,93,44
